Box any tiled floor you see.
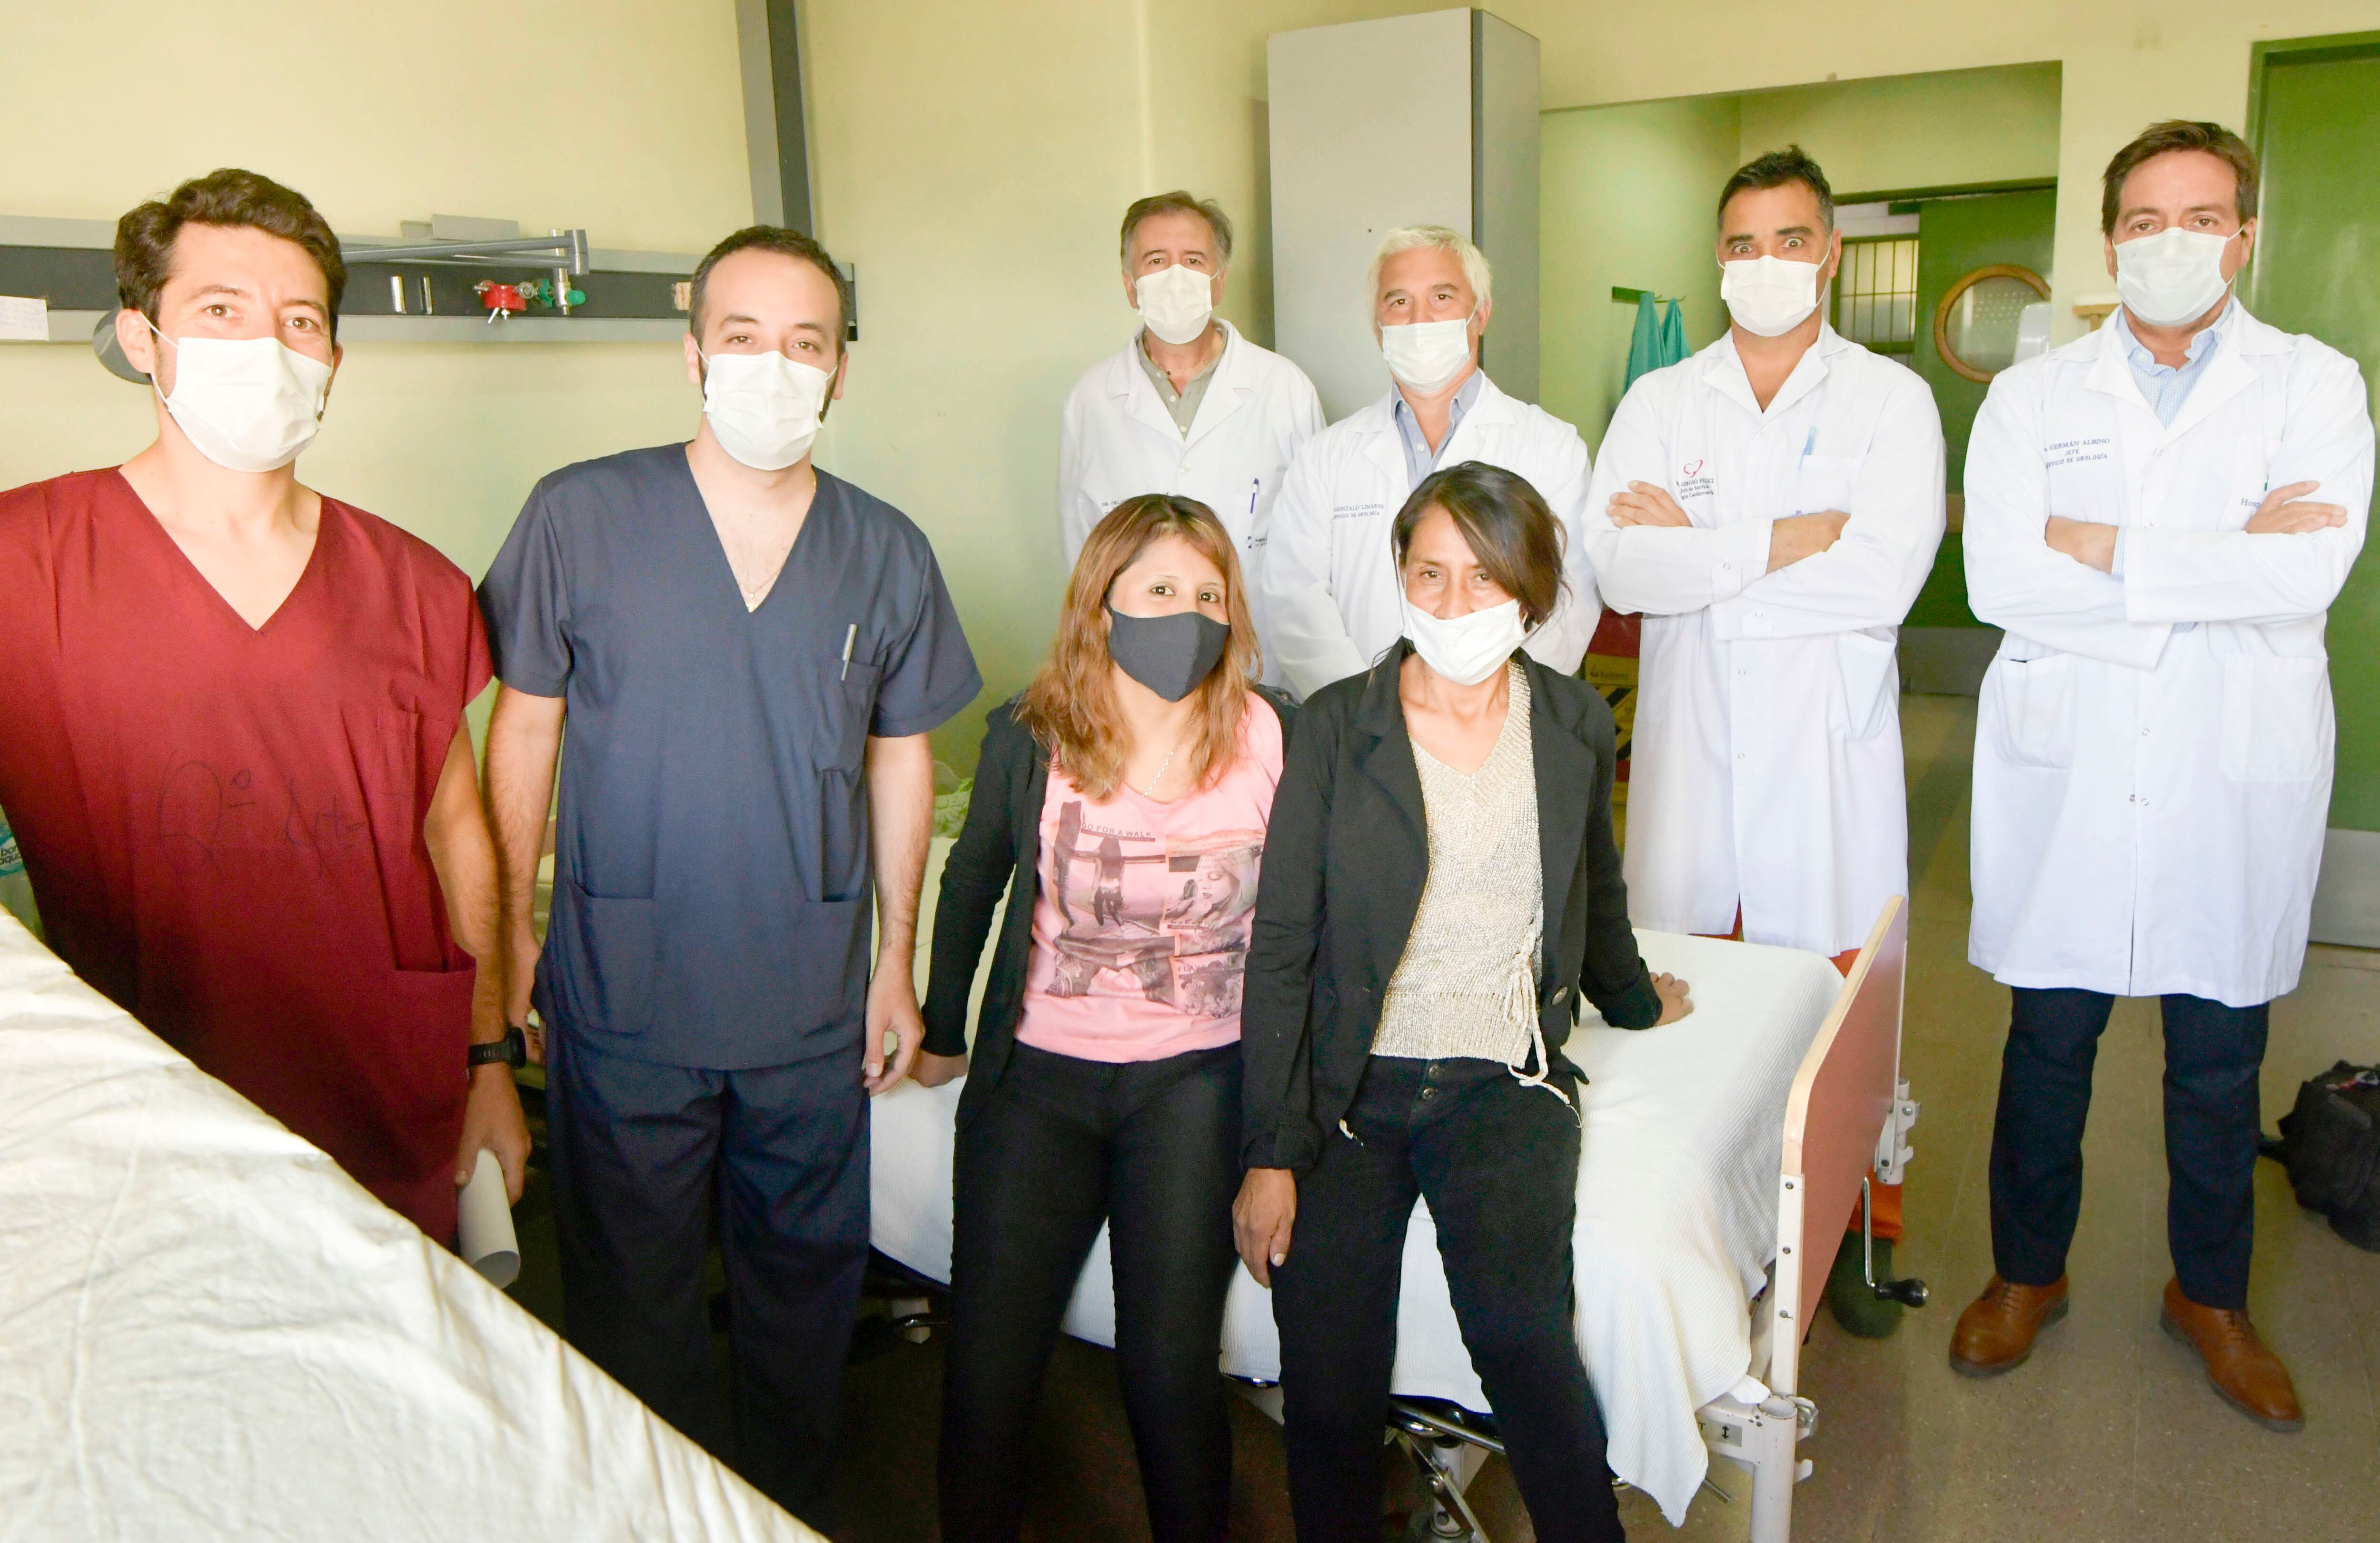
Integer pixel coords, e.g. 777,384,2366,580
508,692,2380,1541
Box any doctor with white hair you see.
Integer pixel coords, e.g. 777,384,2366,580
1261,226,1599,699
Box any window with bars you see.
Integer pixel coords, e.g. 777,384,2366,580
1831,237,1919,354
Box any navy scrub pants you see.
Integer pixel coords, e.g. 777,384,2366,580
1987,987,2271,1310
1271,1056,1622,1543
546,1027,870,1528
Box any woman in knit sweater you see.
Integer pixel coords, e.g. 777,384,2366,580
1236,461,1692,1543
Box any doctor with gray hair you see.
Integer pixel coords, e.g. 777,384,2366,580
1261,225,1600,699
1057,191,1324,684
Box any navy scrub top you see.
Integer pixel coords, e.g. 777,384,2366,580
478,445,982,1070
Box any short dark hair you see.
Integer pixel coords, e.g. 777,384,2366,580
1119,192,1234,267
1717,146,1835,232
2101,120,2259,235
116,168,346,340
689,226,853,353
1391,462,1567,631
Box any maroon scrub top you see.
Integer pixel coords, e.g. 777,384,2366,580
0,470,491,1240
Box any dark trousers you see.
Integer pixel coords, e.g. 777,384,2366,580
546,1028,869,1528
939,1042,1242,1543
1988,987,2271,1310
1271,1056,1621,1543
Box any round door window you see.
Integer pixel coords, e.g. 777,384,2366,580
1934,264,2051,382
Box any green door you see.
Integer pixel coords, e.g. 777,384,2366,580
1903,188,2057,628
2249,36,2380,831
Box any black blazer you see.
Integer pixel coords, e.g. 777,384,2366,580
1240,642,1663,1173
922,686,1297,1128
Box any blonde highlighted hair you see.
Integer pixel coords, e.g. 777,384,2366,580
1019,495,1260,801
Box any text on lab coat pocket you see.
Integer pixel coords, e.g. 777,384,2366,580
1989,650,2075,770
2219,654,2331,783
1832,629,1899,742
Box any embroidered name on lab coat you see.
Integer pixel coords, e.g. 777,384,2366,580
1676,459,1716,501
1331,502,1387,520
2043,438,2113,468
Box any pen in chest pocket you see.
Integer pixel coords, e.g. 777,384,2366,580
840,622,856,681
1794,426,1816,514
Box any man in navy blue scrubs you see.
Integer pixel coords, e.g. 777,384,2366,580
478,226,981,1524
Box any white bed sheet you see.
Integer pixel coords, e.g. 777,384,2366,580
0,915,816,1543
881,842,1843,1525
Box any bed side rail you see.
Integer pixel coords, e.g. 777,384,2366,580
1768,896,1908,1399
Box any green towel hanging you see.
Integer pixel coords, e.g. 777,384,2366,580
1625,293,1663,387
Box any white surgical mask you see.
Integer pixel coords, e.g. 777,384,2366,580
701,348,833,470
1134,263,1215,346
1380,317,1474,394
1720,256,1824,338
2114,227,2238,329
148,324,333,474
1402,594,1528,686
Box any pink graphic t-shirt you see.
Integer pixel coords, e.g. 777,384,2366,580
1015,697,1284,1063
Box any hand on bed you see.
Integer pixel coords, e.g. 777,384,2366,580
1653,972,1694,1025
1233,1168,1298,1288
913,1050,968,1088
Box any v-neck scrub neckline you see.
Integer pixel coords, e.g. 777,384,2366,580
110,470,331,639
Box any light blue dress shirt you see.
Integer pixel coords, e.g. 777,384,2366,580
1392,369,1486,491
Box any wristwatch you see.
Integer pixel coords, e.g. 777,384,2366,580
468,1024,529,1071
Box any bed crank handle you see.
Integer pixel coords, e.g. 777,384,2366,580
1860,1175,1930,1307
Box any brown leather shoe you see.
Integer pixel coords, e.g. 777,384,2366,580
2160,1278,2303,1432
1948,1274,2069,1376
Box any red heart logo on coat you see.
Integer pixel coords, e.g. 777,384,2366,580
1682,460,1704,477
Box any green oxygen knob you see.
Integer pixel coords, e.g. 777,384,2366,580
565,287,587,307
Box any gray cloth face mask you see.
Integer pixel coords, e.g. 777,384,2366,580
1106,607,1230,702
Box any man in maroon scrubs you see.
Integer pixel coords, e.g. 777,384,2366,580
0,168,526,1241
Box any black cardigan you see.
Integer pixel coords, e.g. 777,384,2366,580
1240,642,1663,1173
922,686,1297,1127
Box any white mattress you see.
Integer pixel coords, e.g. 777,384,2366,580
0,914,817,1543
881,840,1844,1524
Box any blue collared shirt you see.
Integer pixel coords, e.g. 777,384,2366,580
2112,299,2230,427
1392,369,1485,491
2107,301,2231,589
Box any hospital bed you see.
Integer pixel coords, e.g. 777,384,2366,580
876,839,1921,1540
0,912,818,1543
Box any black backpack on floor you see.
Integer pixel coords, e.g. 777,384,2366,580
2265,1062,2380,1252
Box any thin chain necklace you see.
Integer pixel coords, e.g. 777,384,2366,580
1143,722,1191,797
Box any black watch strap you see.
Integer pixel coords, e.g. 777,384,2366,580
468,1024,527,1070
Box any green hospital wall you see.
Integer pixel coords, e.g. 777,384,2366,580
1540,96,1741,444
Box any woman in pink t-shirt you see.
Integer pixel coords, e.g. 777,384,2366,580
920,495,1290,1543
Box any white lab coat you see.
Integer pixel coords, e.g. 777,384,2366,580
1584,327,1945,955
1964,303,2373,1007
1057,321,1325,683
1261,372,1599,699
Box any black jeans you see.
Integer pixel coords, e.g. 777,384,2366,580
1988,987,2271,1309
545,1029,869,1529
1271,1055,1621,1543
939,1041,1242,1543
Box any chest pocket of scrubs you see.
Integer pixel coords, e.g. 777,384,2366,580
809,658,880,904
2220,655,2330,782
1989,649,2075,770
1795,453,1861,515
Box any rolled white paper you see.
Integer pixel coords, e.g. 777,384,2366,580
457,1148,520,1288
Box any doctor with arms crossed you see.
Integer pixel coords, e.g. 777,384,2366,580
1262,227,1599,698
1057,192,1323,679
1953,121,2371,1430
1580,148,1944,1323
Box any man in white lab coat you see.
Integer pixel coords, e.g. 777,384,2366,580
1057,192,1324,682
1954,121,2372,1430
1582,147,1944,1335
1261,226,1599,698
